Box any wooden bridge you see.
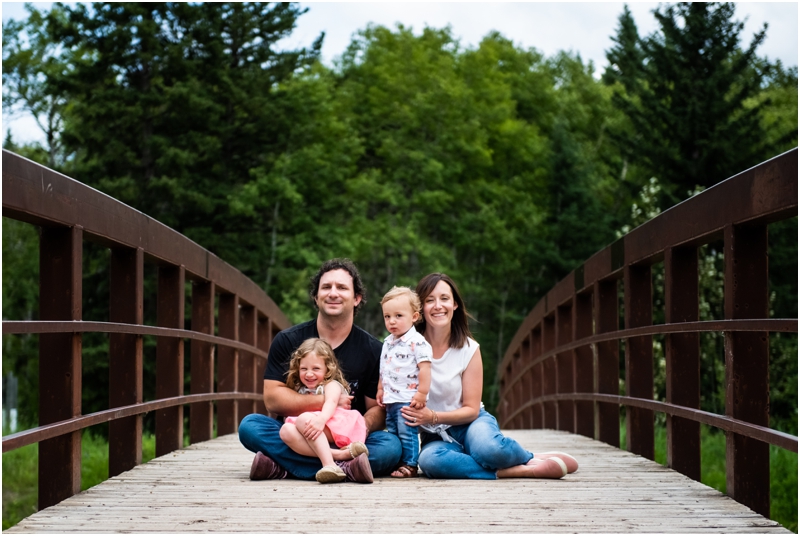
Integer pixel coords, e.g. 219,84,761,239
2,148,798,532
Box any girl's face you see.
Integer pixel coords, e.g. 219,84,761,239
298,351,328,390
423,280,458,330
382,296,420,338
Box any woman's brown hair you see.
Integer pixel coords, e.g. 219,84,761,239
415,273,474,349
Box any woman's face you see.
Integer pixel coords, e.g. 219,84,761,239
423,280,458,329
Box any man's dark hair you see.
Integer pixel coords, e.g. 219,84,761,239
309,258,367,317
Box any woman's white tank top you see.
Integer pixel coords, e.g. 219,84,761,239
420,337,479,439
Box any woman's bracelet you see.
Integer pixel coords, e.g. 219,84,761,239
431,409,438,425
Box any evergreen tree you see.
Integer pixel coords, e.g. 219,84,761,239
604,2,780,206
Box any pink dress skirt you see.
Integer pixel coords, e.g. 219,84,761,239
285,382,367,448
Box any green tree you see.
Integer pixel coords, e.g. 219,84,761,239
604,2,786,206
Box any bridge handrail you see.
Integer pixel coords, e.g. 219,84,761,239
2,149,292,510
497,148,798,518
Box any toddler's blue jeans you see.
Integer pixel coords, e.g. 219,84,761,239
385,402,420,468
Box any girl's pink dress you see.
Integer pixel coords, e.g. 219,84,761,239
284,381,367,448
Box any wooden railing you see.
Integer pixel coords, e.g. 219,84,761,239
497,149,798,517
2,150,291,510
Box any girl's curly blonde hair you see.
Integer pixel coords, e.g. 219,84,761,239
285,338,351,394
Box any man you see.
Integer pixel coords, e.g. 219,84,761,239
239,258,402,482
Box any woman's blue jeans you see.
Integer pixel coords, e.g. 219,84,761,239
238,413,402,480
418,409,533,479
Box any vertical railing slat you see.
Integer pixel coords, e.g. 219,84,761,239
190,281,215,444
724,224,770,517
38,225,82,509
573,291,594,438
594,279,620,447
624,264,654,460
156,265,185,456
109,246,144,476
256,317,271,416
664,246,701,481
542,316,557,428
217,293,239,435
238,305,257,425
556,303,574,432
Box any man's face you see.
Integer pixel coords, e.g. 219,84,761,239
316,268,362,319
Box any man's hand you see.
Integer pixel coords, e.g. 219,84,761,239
410,390,427,409
338,390,354,410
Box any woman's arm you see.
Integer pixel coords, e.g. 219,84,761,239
401,347,484,427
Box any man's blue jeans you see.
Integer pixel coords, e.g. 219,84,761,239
238,413,402,480
385,402,420,467
418,409,533,479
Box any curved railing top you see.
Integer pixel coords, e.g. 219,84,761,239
2,149,291,329
499,148,798,373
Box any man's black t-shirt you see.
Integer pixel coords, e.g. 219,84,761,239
263,319,382,416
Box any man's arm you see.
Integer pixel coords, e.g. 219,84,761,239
362,395,386,434
263,379,353,417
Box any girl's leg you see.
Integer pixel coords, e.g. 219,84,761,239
293,413,336,467
279,423,317,458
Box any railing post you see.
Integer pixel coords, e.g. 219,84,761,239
573,291,593,438
256,317,272,416
530,327,543,428
38,225,82,509
238,305,257,424
217,293,239,435
664,246,701,481
724,224,770,517
109,246,143,476
624,264,654,460
190,281,215,444
542,315,557,429
594,279,619,447
556,303,574,432
156,265,185,457
521,336,533,428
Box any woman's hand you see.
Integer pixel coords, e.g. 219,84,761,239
400,405,435,427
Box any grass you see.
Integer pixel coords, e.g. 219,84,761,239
2,431,157,530
3,425,797,531
623,421,798,533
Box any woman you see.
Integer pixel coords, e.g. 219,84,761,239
400,273,578,479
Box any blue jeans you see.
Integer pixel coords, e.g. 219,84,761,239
418,409,533,479
385,403,420,467
238,413,402,480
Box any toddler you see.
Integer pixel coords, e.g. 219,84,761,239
376,286,432,478
279,338,369,483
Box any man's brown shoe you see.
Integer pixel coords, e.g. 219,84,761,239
250,452,288,480
336,453,373,483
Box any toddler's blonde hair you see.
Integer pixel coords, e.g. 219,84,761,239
381,286,421,321
285,338,350,393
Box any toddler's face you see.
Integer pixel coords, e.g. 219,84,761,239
298,352,327,390
382,296,419,338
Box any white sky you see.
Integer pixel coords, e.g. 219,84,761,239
2,1,798,145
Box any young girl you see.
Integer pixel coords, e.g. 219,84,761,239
279,338,369,483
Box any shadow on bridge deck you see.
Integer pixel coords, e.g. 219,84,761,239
6,430,790,533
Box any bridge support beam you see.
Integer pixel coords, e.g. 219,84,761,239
156,265,185,457
664,246,701,482
38,225,83,509
109,246,144,476
594,279,619,447
724,224,770,517
190,281,216,444
556,303,574,432
624,264,654,460
573,292,593,438
238,305,257,424
218,293,240,435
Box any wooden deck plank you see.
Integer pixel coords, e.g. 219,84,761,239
6,429,791,533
